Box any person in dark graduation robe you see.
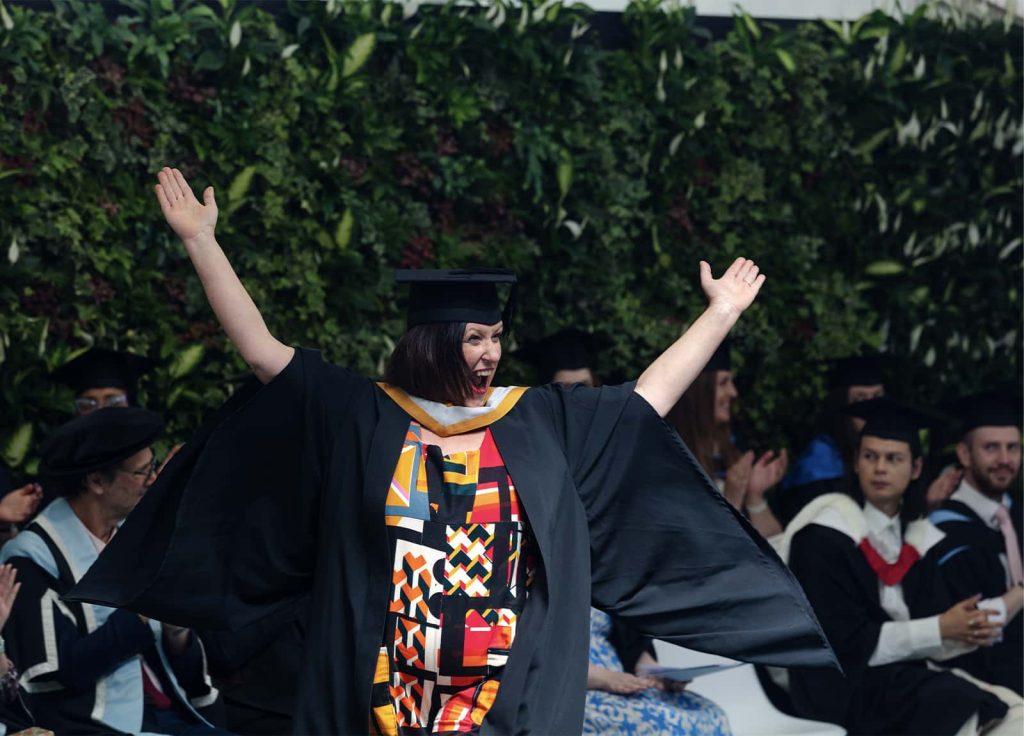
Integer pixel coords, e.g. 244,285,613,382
1,407,222,735
774,354,888,524
780,398,1020,735
930,390,1024,694
68,167,835,734
51,346,157,416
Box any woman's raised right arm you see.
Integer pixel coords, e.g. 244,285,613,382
154,167,294,384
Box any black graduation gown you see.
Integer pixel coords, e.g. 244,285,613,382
198,595,309,734
931,499,1024,694
67,348,835,734
788,524,1006,735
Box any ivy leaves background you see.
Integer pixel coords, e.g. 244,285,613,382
1,0,1020,471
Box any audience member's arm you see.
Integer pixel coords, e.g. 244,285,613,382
869,594,999,667
587,664,660,694
154,167,293,384
156,626,206,694
54,609,153,690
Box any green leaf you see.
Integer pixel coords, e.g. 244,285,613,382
229,20,241,49
865,260,904,276
1,423,33,469
889,40,907,73
0,1,13,31
335,209,354,249
342,33,376,78
741,13,761,40
227,165,258,206
556,154,573,200
775,49,796,73
168,343,205,380
195,49,225,71
853,128,891,157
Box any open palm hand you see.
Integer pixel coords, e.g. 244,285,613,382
0,564,20,629
154,167,218,244
700,258,766,315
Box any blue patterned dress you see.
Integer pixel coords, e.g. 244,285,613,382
584,609,732,735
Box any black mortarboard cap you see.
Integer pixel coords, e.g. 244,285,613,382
826,354,888,389
843,397,934,454
513,328,606,382
39,407,164,477
396,268,517,330
50,347,156,396
703,339,731,374
944,388,1022,436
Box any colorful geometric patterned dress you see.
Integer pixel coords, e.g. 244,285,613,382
584,609,732,736
371,422,535,734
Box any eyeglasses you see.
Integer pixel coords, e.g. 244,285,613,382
74,394,129,415
117,456,158,481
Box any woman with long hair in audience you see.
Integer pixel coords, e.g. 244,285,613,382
668,343,788,538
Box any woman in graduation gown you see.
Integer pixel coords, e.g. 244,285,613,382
779,398,1021,735
68,168,834,734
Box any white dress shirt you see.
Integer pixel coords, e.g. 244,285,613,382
864,503,974,666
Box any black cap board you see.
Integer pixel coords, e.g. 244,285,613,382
944,388,1022,436
513,328,606,382
843,397,934,455
703,340,731,374
826,354,888,389
395,269,517,331
50,347,156,396
39,407,164,478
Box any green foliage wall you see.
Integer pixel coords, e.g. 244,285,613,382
1,0,1020,472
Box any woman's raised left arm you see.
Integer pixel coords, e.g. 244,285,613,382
635,258,765,418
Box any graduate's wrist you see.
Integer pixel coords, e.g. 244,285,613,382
704,299,743,325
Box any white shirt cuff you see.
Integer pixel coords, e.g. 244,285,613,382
979,596,1007,625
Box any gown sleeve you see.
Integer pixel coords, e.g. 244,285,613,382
66,348,372,631
538,382,837,669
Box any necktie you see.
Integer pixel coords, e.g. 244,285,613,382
994,505,1024,586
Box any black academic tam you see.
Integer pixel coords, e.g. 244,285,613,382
69,348,835,734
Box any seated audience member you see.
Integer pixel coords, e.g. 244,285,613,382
0,408,224,735
668,342,787,538
584,608,731,735
513,327,602,387
782,398,1022,735
931,390,1023,694
777,354,887,522
50,346,156,416
518,330,732,735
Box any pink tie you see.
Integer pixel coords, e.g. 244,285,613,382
994,505,1024,586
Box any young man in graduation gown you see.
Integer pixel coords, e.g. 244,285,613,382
930,390,1024,694
780,398,1022,735
69,168,836,734
0,407,223,734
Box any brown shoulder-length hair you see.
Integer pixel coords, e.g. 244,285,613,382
383,322,474,405
668,370,739,477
